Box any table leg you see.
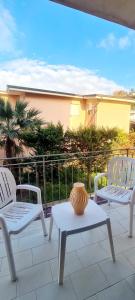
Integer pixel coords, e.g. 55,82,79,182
58,231,67,285
106,218,115,262
48,215,53,241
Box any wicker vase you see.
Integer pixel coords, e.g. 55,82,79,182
70,182,88,215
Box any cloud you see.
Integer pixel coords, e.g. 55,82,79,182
0,2,20,55
0,58,123,94
98,30,135,50
118,36,131,49
98,33,116,49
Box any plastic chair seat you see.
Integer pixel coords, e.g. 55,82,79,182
96,185,132,204
1,202,43,234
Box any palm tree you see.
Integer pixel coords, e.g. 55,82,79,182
0,98,43,158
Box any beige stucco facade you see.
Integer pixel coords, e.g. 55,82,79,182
24,94,72,130
0,86,134,133
84,96,132,133
96,100,131,132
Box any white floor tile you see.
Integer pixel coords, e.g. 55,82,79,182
13,291,36,300
126,273,135,293
18,233,48,252
66,234,85,252
96,280,135,300
0,276,17,300
17,261,52,296
50,251,83,280
77,243,109,267
70,264,108,300
99,254,134,284
32,241,58,264
36,277,77,300
123,246,135,268
100,233,135,255
81,227,106,245
0,249,33,276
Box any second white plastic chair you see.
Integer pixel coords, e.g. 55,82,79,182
0,167,47,281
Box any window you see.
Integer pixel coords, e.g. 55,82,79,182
70,104,80,116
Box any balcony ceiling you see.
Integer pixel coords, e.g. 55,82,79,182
51,0,135,29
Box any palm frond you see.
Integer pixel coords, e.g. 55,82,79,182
13,143,23,155
0,98,13,120
27,108,40,119
6,101,14,119
0,99,5,119
15,100,28,119
0,98,44,158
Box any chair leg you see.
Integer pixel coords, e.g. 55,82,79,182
94,194,97,202
108,199,111,206
58,231,67,285
48,215,53,241
129,203,134,238
106,218,115,262
40,211,47,236
2,231,17,281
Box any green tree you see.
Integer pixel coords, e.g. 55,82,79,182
64,126,119,188
0,98,43,158
21,122,64,191
21,122,64,155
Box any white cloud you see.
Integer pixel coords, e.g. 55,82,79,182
0,58,124,94
0,2,19,55
118,36,131,49
98,30,135,50
98,33,116,49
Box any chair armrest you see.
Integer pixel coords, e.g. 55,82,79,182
0,214,8,232
94,173,108,192
16,184,42,204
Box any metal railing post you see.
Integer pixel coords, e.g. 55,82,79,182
43,157,47,217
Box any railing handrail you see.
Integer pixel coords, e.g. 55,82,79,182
1,147,135,208
0,147,134,162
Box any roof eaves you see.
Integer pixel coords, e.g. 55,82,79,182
85,94,135,103
7,85,83,99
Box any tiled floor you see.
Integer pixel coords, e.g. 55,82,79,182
1,202,135,300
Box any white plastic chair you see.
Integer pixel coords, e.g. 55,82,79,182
94,156,135,238
0,167,47,281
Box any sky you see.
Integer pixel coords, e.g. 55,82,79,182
0,0,135,94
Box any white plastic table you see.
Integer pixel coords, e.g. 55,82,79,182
49,200,115,285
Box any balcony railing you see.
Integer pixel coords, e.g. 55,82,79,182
0,148,135,215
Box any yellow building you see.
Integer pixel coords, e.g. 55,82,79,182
0,85,135,133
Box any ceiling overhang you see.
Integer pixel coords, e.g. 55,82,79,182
50,0,135,29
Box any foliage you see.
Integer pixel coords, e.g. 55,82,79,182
0,98,43,158
64,126,119,172
113,90,129,97
111,129,129,149
128,130,135,146
21,125,124,199
21,122,64,155
112,129,135,152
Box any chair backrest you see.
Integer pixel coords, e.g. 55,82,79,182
108,156,135,188
0,167,16,209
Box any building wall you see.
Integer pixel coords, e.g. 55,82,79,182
0,91,132,133
21,94,85,131
85,100,98,127
69,99,86,129
96,100,131,132
8,95,18,106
